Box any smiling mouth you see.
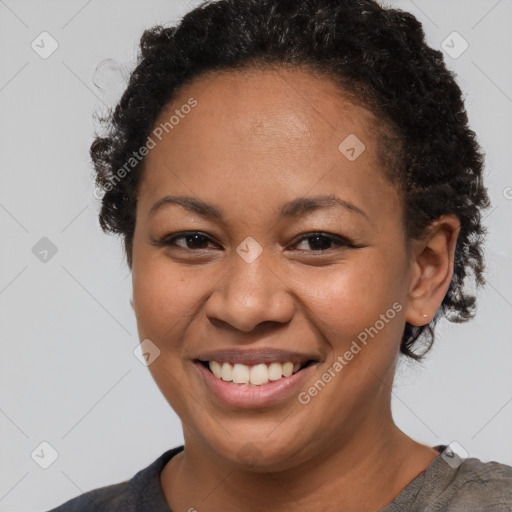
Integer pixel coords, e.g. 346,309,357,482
196,359,317,386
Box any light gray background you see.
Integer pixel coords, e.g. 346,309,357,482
0,0,511,510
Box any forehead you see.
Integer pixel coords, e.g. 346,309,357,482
158,66,376,152
143,67,383,171
138,67,398,225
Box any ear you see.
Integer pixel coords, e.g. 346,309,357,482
405,215,461,326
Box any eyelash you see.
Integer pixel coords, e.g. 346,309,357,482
153,231,356,253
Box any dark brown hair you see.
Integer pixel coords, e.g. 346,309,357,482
90,0,490,360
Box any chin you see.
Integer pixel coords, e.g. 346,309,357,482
198,427,313,472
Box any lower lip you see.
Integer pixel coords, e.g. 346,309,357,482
195,362,316,409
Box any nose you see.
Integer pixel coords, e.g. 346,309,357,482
203,247,295,333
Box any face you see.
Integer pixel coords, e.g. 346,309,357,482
131,67,414,470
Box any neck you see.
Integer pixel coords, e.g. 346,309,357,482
161,417,439,512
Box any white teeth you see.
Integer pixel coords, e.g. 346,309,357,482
207,360,305,386
232,363,250,384
282,362,294,377
209,360,222,378
220,362,233,381
268,362,283,381
250,364,269,385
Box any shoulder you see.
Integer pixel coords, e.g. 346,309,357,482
48,481,130,512
47,446,184,512
419,453,512,512
382,449,512,512
445,457,512,510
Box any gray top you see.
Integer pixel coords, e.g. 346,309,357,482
48,445,512,511
381,445,512,511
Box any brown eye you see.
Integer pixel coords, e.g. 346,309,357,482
155,231,221,250
292,232,353,252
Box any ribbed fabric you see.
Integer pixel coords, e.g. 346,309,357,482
48,446,182,512
381,445,512,511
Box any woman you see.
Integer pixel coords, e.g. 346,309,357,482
50,0,512,510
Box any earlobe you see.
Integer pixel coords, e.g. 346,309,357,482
405,215,460,327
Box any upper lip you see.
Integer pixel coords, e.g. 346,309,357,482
195,348,320,366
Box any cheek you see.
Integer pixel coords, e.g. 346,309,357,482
291,252,405,341
132,254,203,341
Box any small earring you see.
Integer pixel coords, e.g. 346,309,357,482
422,313,428,318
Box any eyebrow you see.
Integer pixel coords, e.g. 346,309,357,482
148,194,369,221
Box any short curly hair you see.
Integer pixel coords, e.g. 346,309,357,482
91,0,490,360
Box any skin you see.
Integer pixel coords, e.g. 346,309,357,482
130,67,460,512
